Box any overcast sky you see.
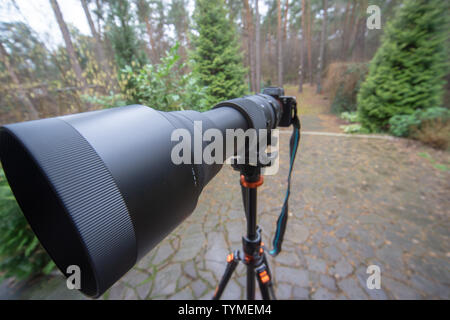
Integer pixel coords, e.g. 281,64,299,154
1,0,268,49
1,0,91,48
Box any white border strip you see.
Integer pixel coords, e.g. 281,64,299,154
280,130,398,140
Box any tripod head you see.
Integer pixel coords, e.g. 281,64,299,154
214,88,297,170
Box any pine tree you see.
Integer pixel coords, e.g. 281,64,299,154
191,0,247,106
168,0,190,61
357,0,449,132
50,0,88,91
106,0,147,70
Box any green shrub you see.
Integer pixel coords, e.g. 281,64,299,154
191,0,247,106
416,107,450,121
120,43,209,112
340,111,359,123
0,168,55,280
389,114,420,137
331,87,354,114
357,0,450,132
323,62,368,114
340,124,360,134
339,112,370,134
82,92,128,109
389,107,450,137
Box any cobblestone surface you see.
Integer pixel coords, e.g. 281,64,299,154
98,119,449,300
1,108,449,300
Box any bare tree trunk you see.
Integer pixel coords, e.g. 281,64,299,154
95,0,103,35
0,42,39,120
255,0,261,93
144,16,158,64
306,1,313,85
351,0,367,61
50,0,88,93
352,17,366,61
155,6,166,62
277,0,283,87
316,0,328,94
244,0,256,92
348,1,363,61
81,0,111,77
283,0,289,41
341,0,351,60
95,0,115,66
342,0,357,60
270,36,276,83
299,0,306,93
298,38,304,93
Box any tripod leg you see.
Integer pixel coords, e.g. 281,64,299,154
255,265,271,300
262,252,274,283
247,264,255,300
212,252,239,300
255,255,277,300
241,185,248,221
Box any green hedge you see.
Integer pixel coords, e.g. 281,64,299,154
330,63,368,114
357,0,449,132
0,168,55,280
389,107,450,137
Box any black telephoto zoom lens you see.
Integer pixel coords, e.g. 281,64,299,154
0,94,281,297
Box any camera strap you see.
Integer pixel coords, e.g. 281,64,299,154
269,112,301,257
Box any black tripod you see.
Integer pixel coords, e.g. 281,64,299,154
212,164,276,300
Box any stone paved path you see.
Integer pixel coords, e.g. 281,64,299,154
99,130,448,300
1,86,449,300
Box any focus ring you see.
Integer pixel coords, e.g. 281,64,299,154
214,97,268,131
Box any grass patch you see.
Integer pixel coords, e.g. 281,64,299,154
418,152,449,172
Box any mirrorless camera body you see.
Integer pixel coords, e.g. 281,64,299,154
262,87,297,127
